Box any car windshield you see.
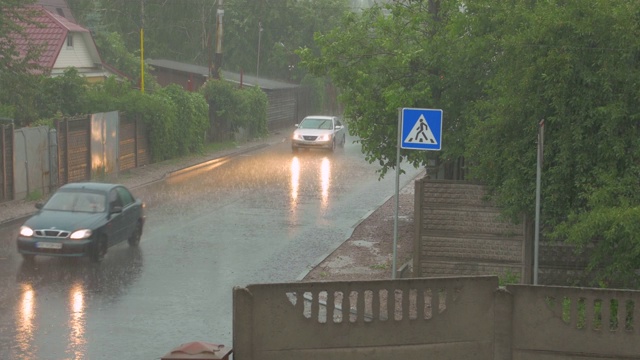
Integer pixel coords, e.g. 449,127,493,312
299,118,333,130
43,191,106,213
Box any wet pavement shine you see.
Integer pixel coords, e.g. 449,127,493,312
0,136,423,359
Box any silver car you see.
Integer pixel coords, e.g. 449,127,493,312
291,115,346,153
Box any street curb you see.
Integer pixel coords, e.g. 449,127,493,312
165,143,269,178
126,143,271,189
0,213,33,228
295,170,424,281
0,142,274,228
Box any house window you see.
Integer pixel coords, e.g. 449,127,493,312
66,34,73,48
56,8,65,17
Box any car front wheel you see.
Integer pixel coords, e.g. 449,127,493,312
128,220,143,246
90,235,108,263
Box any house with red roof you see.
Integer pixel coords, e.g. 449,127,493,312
14,5,121,83
37,0,76,23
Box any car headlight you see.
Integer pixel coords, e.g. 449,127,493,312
293,133,303,140
70,229,92,240
19,226,34,237
317,134,331,141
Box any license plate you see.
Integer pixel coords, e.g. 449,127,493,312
36,242,62,249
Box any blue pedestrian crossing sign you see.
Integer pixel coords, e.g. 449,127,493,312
401,108,443,151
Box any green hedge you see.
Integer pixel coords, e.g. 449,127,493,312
200,77,268,141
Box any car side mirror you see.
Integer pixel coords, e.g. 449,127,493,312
294,124,299,128
35,202,44,209
110,206,123,214
336,125,343,130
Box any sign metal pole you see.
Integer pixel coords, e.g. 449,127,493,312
534,119,544,285
392,109,402,279
393,107,442,279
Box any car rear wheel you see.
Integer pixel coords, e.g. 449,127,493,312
90,235,108,263
128,220,143,246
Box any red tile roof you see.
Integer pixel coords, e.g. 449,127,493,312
14,5,89,71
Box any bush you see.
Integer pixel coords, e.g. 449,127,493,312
121,90,178,162
157,84,209,156
237,86,268,139
201,77,268,141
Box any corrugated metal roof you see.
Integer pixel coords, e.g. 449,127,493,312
146,58,299,90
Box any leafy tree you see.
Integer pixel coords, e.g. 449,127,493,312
302,0,640,287
98,0,217,64
37,68,89,117
300,0,471,177
0,0,44,126
94,31,143,81
223,0,350,81
91,0,349,82
460,0,640,288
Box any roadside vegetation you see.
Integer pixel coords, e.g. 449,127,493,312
0,0,345,159
300,0,640,288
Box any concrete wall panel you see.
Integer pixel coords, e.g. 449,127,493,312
508,285,640,359
234,276,498,360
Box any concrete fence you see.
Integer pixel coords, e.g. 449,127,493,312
414,179,532,282
508,284,640,359
414,178,596,287
233,276,640,360
234,276,500,360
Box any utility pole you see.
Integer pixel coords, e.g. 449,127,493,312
140,0,145,93
212,0,224,79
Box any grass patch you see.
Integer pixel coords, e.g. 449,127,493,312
203,140,237,153
498,270,520,286
154,141,238,167
370,263,388,270
25,190,43,201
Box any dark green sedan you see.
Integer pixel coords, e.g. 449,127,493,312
16,182,145,262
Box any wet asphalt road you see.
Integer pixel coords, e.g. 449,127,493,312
0,138,422,360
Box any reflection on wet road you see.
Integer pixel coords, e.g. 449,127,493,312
15,284,35,359
0,140,422,359
1,245,143,359
290,155,331,209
